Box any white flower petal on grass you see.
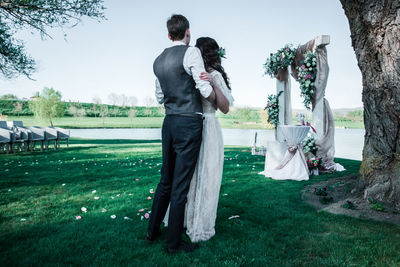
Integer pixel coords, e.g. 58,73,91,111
124,216,132,220
116,194,120,197
92,190,96,194
228,215,240,220
141,216,144,221
149,189,154,194
75,216,82,220
223,194,228,196
94,196,100,200
128,193,133,196
25,172,29,175
110,215,116,219
8,189,11,192
81,207,87,213
20,218,26,221
101,208,107,213
62,184,66,186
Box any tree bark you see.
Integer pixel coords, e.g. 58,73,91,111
340,0,400,208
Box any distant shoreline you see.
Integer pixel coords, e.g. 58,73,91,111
3,115,365,130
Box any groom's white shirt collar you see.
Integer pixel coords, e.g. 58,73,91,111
171,40,187,46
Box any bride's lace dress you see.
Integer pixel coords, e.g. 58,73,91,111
163,70,234,242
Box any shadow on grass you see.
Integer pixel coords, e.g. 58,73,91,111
0,213,160,266
69,139,161,145
0,139,161,157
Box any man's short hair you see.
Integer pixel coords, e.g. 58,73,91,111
167,14,190,41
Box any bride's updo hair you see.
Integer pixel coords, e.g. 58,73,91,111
195,37,231,90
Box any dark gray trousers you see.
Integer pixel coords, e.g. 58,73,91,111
147,114,203,249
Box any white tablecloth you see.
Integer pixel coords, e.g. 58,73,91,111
261,126,310,181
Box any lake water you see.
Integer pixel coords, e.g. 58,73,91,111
70,128,364,161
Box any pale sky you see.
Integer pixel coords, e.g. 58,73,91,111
0,0,363,109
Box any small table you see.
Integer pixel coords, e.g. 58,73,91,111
261,125,310,181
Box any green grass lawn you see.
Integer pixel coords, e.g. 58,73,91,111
5,116,364,130
1,139,398,266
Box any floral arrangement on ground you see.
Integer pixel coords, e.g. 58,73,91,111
307,157,322,171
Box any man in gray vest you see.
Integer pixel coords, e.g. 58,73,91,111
147,14,215,253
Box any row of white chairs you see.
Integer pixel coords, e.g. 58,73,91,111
0,121,70,154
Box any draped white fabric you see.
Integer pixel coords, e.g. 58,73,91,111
261,126,310,181
261,141,287,170
313,46,345,172
275,68,292,142
163,70,233,242
280,125,309,146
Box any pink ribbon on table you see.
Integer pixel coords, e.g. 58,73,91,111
274,144,310,174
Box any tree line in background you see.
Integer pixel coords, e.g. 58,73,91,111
0,88,166,123
0,90,260,118
0,88,269,125
0,88,363,129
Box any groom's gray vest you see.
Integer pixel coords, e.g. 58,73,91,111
153,45,203,115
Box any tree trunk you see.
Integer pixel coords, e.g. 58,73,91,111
340,0,400,209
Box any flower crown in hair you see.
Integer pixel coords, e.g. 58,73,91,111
217,47,226,59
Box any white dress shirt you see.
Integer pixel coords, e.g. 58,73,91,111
155,41,213,104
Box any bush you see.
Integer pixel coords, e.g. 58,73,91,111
63,103,165,118
223,107,260,122
0,99,171,118
346,110,363,122
0,100,33,115
29,88,65,126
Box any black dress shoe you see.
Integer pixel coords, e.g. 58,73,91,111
145,230,162,244
166,240,199,253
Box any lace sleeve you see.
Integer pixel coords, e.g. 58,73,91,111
212,71,234,106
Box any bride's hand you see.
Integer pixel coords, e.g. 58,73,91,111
200,72,213,84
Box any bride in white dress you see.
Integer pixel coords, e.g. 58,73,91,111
164,37,234,243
